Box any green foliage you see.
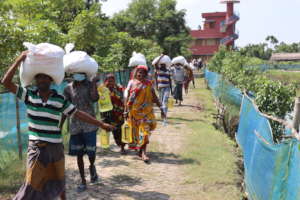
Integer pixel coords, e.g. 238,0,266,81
68,4,114,55
239,35,300,60
0,0,188,78
99,32,162,71
111,0,191,57
274,42,300,53
255,80,295,141
239,43,273,60
208,48,296,142
266,35,279,45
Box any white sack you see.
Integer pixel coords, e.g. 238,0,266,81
171,56,186,66
128,51,147,67
20,42,65,87
152,55,171,68
63,43,98,79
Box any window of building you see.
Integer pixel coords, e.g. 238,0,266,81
196,39,203,46
209,22,215,29
206,39,218,46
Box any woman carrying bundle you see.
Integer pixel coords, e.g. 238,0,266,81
124,65,165,163
183,63,195,94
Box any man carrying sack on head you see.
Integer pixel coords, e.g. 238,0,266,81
1,43,114,200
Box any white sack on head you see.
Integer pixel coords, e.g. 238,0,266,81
171,56,186,66
128,51,147,67
63,43,98,79
20,42,65,87
152,55,171,68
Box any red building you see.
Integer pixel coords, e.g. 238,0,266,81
189,0,240,62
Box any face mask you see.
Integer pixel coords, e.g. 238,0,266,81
72,73,86,81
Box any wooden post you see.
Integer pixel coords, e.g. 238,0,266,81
15,95,22,160
292,97,300,132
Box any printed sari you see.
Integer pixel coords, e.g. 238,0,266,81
127,79,157,147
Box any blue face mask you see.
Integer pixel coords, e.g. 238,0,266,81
72,73,86,81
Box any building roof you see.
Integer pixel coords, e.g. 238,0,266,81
220,0,240,3
270,53,300,61
202,12,226,18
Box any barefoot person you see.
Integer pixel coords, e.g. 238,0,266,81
100,74,126,154
1,51,114,200
64,72,100,192
124,65,165,163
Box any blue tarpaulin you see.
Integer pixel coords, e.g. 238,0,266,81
205,69,300,200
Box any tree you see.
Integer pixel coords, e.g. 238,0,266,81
266,35,279,45
274,42,300,53
99,32,162,71
111,0,191,57
239,43,272,60
68,4,115,56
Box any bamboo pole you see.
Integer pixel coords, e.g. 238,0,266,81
292,97,300,132
15,95,22,160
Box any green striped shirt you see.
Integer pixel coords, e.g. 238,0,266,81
17,86,77,143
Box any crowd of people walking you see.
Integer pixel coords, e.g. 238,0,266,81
0,43,197,199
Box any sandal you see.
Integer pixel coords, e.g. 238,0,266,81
76,183,87,193
142,154,150,164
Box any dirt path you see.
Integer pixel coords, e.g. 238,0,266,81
65,78,241,200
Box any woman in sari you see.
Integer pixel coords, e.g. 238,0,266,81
183,64,194,94
124,65,165,163
101,74,126,154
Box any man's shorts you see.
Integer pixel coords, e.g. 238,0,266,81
69,130,97,157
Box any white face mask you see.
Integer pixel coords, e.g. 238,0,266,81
72,73,86,81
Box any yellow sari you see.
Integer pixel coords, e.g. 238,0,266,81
127,79,157,147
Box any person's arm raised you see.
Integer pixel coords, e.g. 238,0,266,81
1,51,28,94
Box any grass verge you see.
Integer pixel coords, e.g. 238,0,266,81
171,78,242,200
0,151,26,199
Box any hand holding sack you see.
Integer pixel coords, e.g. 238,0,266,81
63,43,98,80
20,42,65,87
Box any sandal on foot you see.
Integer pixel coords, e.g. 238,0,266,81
76,184,87,193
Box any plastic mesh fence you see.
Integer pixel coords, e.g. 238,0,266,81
205,69,300,200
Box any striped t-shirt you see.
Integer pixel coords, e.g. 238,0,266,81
156,69,171,88
17,86,77,143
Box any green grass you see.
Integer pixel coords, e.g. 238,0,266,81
0,151,26,198
172,78,242,200
266,70,300,95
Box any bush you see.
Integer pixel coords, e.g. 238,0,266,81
208,48,296,142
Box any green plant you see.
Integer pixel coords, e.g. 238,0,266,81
208,48,296,142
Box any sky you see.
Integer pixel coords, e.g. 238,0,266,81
102,0,300,47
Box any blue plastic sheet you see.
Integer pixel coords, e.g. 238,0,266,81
205,69,300,200
204,69,243,106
